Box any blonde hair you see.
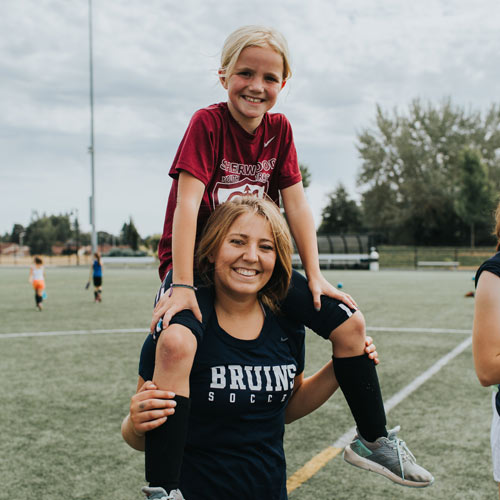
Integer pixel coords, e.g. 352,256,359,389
197,196,293,312
220,25,292,82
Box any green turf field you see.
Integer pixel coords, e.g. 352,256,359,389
0,266,493,499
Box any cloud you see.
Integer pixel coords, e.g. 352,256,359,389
1,0,500,237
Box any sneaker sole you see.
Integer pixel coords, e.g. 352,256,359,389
343,445,434,488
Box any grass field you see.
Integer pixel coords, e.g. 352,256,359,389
0,266,494,499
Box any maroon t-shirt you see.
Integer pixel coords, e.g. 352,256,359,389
157,102,302,280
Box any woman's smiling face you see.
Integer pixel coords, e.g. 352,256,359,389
210,212,276,299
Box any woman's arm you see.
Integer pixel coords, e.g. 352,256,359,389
473,270,500,386
121,378,176,451
281,183,357,310
285,337,378,424
150,171,206,332
285,361,336,424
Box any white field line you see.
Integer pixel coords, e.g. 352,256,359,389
332,334,473,449
367,326,471,334
0,325,471,340
0,328,146,339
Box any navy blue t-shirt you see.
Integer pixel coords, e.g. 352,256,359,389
139,304,305,500
475,251,500,416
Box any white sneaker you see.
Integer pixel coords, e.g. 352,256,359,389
343,426,434,488
141,486,185,500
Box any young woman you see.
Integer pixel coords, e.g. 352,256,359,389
123,197,379,500
145,25,433,494
473,201,500,499
29,256,45,311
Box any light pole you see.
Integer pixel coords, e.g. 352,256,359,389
88,0,97,254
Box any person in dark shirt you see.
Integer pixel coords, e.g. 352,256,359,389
122,196,379,500
473,201,500,500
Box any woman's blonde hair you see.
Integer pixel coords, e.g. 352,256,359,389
219,25,292,82
197,196,293,312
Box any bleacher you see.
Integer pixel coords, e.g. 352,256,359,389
292,234,375,269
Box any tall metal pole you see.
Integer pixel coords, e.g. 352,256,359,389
88,0,97,254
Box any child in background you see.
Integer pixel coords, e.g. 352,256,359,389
29,256,45,311
90,252,103,303
143,25,433,499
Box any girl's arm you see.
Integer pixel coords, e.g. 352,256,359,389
281,183,357,310
285,337,378,424
28,267,33,283
473,270,500,386
150,171,206,332
121,378,176,451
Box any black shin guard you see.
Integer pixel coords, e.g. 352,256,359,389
333,354,387,442
145,395,191,490
35,294,42,305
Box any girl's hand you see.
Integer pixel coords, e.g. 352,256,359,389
129,381,176,436
307,275,358,311
364,336,379,365
150,286,202,334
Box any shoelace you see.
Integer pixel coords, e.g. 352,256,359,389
389,436,416,480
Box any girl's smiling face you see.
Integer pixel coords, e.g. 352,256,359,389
210,212,276,300
220,44,285,134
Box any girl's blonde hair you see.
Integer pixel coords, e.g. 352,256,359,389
220,25,292,82
197,196,293,312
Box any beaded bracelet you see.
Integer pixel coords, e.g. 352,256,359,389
168,283,198,297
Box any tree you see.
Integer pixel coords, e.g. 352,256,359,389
120,217,141,250
24,213,74,254
455,148,495,247
318,183,363,234
356,99,500,244
10,224,25,244
299,163,311,189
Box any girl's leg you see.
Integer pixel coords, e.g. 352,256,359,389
282,270,387,441
282,271,433,486
145,272,213,492
145,323,196,491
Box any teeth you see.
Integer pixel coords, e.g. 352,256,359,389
235,268,257,276
245,96,262,103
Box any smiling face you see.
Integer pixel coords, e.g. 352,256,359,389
220,44,285,134
210,212,277,301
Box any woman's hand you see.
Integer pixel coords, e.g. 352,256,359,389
307,274,358,311
129,381,177,436
150,287,202,334
364,336,379,365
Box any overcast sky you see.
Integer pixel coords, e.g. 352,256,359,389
2,0,500,238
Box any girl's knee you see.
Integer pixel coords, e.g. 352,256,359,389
329,310,366,344
156,324,197,364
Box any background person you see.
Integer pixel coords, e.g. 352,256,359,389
89,251,103,303
473,200,500,499
29,255,45,311
122,197,379,500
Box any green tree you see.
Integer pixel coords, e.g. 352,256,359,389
455,148,495,247
10,223,25,244
357,99,500,244
120,217,141,251
299,163,311,189
318,183,363,234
